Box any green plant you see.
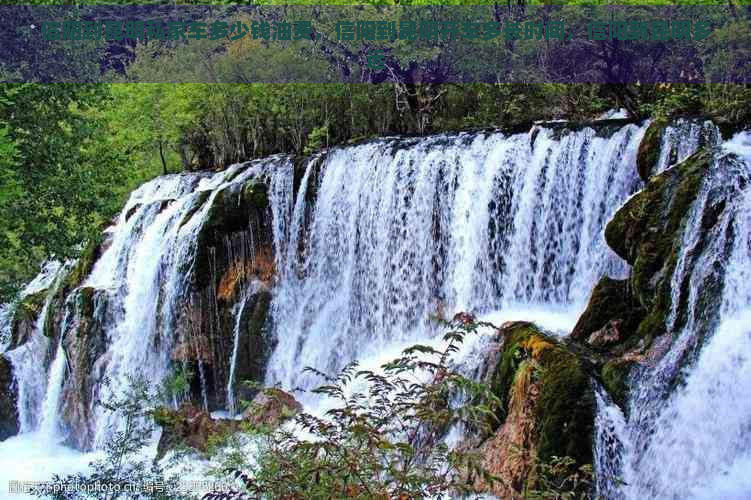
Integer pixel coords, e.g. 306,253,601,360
212,317,503,499
159,366,194,407
42,376,193,500
526,455,595,500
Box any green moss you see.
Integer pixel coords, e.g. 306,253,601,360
14,289,46,323
491,322,594,465
151,406,182,427
247,290,271,339
636,119,667,182
601,150,711,348
61,233,104,295
535,346,594,464
601,358,635,409
241,182,268,211
571,277,643,343
491,323,541,421
178,190,211,230
76,287,96,326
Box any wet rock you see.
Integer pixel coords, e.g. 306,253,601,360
60,287,110,450
601,357,637,409
570,277,643,347
7,289,47,349
604,150,711,346
60,234,105,297
0,356,19,440
574,148,732,409
153,403,241,460
241,388,302,428
153,389,301,460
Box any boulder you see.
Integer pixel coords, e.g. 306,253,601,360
604,150,711,346
153,389,301,460
570,277,643,347
59,287,110,450
153,403,239,460
242,388,302,428
587,320,623,348
573,147,739,409
7,289,47,349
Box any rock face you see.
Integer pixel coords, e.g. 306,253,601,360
171,174,278,411
0,356,19,440
153,403,239,460
7,289,47,350
59,287,111,449
572,146,739,408
476,322,594,499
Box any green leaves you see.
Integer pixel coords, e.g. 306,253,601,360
236,318,506,498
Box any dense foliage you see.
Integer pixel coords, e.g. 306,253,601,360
231,318,501,499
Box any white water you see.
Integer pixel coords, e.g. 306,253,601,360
3,263,67,433
226,281,261,418
266,125,645,393
595,132,751,499
38,337,66,442
654,118,720,174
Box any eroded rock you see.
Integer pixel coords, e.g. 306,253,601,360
153,389,301,460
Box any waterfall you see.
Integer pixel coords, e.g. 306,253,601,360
38,337,66,442
88,161,285,447
226,298,247,418
595,132,751,499
3,262,66,433
266,124,646,393
654,118,720,174
11,117,747,497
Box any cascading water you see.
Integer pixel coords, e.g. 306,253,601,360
87,161,288,447
38,337,66,442
3,262,66,433
265,124,647,393
654,118,720,174
594,132,751,499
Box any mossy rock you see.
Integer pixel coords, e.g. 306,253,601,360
604,150,711,343
492,322,594,465
193,179,271,290
14,289,47,323
601,358,636,409
153,403,243,460
233,288,273,405
572,149,714,406
177,190,212,230
571,277,644,344
8,289,48,348
636,119,667,182
60,233,105,296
